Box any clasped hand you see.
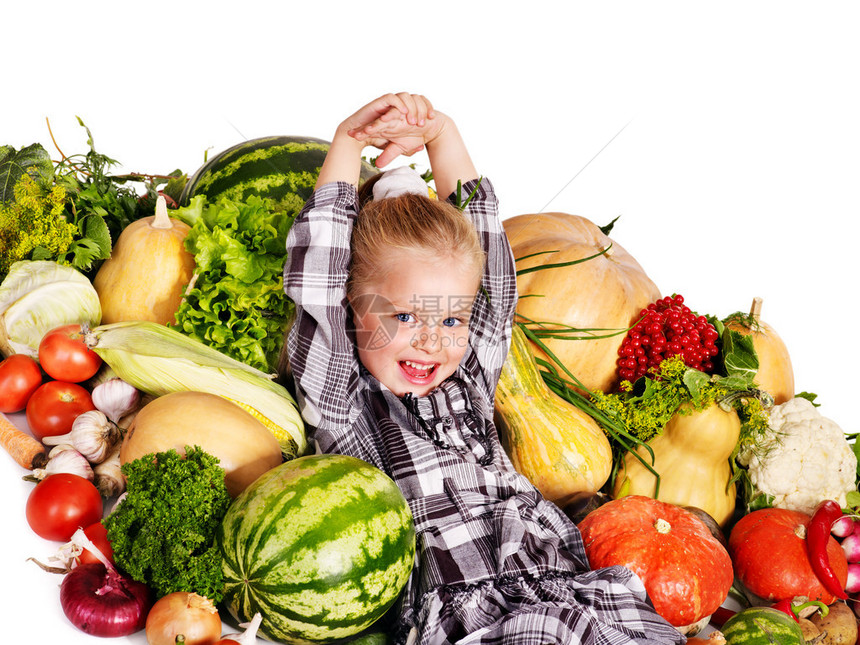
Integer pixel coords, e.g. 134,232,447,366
343,92,443,167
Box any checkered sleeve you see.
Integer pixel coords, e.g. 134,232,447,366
450,178,518,402
284,182,362,434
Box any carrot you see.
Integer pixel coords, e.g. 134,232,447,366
0,412,47,470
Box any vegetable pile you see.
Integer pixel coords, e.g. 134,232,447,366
2,120,860,645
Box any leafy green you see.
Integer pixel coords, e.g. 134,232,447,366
172,195,296,373
0,144,53,203
103,446,230,602
1,118,183,279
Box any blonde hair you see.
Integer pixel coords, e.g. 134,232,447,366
347,192,486,300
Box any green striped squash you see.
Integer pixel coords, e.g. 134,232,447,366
180,135,378,215
720,607,805,644
218,454,415,644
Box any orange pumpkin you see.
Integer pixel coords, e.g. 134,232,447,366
723,297,794,404
728,507,848,604
503,213,660,393
578,495,734,630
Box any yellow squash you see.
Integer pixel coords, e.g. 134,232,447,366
94,196,195,326
612,402,740,527
494,324,613,509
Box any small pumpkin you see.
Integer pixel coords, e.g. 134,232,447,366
578,495,734,630
612,402,740,527
494,324,612,508
120,391,283,497
728,507,849,604
503,212,661,394
93,196,195,326
723,297,794,405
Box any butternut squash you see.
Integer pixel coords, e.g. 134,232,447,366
94,196,195,326
494,324,613,508
612,402,740,527
724,297,794,405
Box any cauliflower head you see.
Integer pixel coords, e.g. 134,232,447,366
738,396,856,514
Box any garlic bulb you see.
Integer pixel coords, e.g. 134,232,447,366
42,410,122,464
30,449,94,482
92,378,140,424
93,446,125,498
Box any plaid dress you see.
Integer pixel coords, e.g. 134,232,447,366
284,179,685,645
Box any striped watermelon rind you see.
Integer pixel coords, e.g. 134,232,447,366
180,135,378,215
720,607,805,644
218,454,415,644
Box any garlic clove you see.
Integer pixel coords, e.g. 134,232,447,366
29,448,94,482
93,446,125,498
92,378,141,424
42,410,122,464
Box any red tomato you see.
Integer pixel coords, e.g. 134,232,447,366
77,521,114,566
26,473,103,542
26,381,95,441
0,354,43,413
38,324,102,383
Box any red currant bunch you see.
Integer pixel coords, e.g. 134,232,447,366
615,294,720,383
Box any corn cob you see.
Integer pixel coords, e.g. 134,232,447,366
83,321,307,458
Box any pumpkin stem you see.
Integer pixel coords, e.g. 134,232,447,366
749,296,763,322
151,195,173,230
654,518,671,534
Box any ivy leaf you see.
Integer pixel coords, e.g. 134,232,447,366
0,144,53,202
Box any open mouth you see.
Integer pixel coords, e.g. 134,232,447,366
400,359,437,382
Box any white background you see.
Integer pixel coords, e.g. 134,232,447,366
2,1,859,642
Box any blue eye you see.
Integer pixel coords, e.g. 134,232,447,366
395,313,415,323
442,317,462,328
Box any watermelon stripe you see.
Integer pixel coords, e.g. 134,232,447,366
180,136,378,217
219,454,414,643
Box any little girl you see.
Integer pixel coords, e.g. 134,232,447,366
284,93,684,645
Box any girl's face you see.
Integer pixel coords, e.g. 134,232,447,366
350,249,481,397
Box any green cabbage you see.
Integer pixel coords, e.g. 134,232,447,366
0,260,101,357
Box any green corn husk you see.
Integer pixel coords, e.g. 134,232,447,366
83,320,307,459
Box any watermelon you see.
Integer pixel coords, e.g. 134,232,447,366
180,135,378,215
218,454,415,644
720,607,805,644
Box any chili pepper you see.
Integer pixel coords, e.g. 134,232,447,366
770,598,829,622
807,499,849,600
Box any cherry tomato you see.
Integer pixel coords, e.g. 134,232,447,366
0,354,43,412
26,473,103,542
26,381,95,441
77,521,114,566
38,324,102,383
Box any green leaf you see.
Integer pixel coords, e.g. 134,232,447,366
796,391,820,406
0,143,53,202
720,326,759,385
599,215,620,236
682,368,710,400
82,213,112,258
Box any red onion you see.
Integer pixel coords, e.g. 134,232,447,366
60,563,153,636
58,528,153,637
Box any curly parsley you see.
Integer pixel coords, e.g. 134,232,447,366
103,446,231,602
